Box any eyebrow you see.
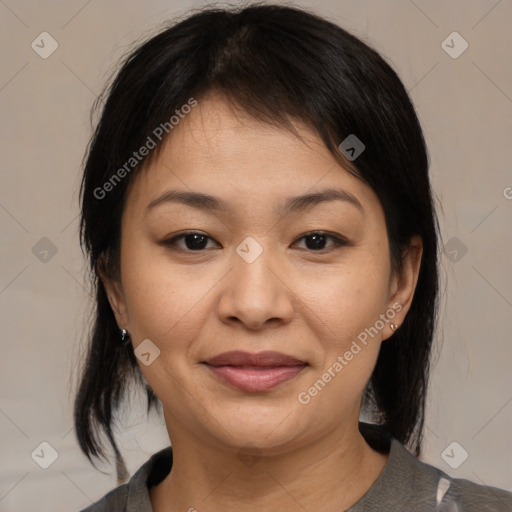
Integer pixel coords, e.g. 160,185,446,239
145,187,364,216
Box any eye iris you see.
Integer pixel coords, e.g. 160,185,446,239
306,233,328,250
185,234,208,250
173,232,338,251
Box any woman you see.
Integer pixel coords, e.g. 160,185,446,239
74,3,512,511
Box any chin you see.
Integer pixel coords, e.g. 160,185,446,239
204,406,307,452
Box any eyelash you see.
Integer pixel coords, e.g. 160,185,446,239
161,231,349,253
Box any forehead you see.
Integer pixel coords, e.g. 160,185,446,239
167,95,335,175
124,94,382,221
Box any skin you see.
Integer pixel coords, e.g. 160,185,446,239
101,92,423,512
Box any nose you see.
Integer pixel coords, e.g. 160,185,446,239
216,238,295,331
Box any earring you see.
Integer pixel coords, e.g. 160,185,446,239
120,328,131,346
390,323,398,332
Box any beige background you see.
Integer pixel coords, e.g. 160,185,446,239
1,0,511,510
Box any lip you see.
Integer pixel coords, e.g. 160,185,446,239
202,351,308,392
204,350,306,367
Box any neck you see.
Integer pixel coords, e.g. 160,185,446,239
150,421,389,512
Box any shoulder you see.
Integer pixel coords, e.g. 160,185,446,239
442,474,512,511
390,439,512,511
349,427,512,512
78,483,128,512
78,446,173,512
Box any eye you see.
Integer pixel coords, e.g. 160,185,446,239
162,230,349,253
293,231,349,252
162,231,220,251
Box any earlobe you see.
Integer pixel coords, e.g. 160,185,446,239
400,235,423,309
97,256,129,328
385,235,423,338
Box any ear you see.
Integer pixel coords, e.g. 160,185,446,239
97,254,129,329
383,235,423,340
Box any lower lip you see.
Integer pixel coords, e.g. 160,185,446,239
204,364,306,392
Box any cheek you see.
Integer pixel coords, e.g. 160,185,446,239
315,259,391,395
295,273,388,413
120,241,179,338
302,257,391,344
120,243,219,346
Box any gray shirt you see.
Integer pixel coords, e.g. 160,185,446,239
79,425,512,511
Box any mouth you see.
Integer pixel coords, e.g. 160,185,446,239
202,351,308,392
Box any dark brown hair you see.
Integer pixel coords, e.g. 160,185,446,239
74,2,440,483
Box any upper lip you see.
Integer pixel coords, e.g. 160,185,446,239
203,351,307,367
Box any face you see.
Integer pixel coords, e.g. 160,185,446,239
103,93,422,455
